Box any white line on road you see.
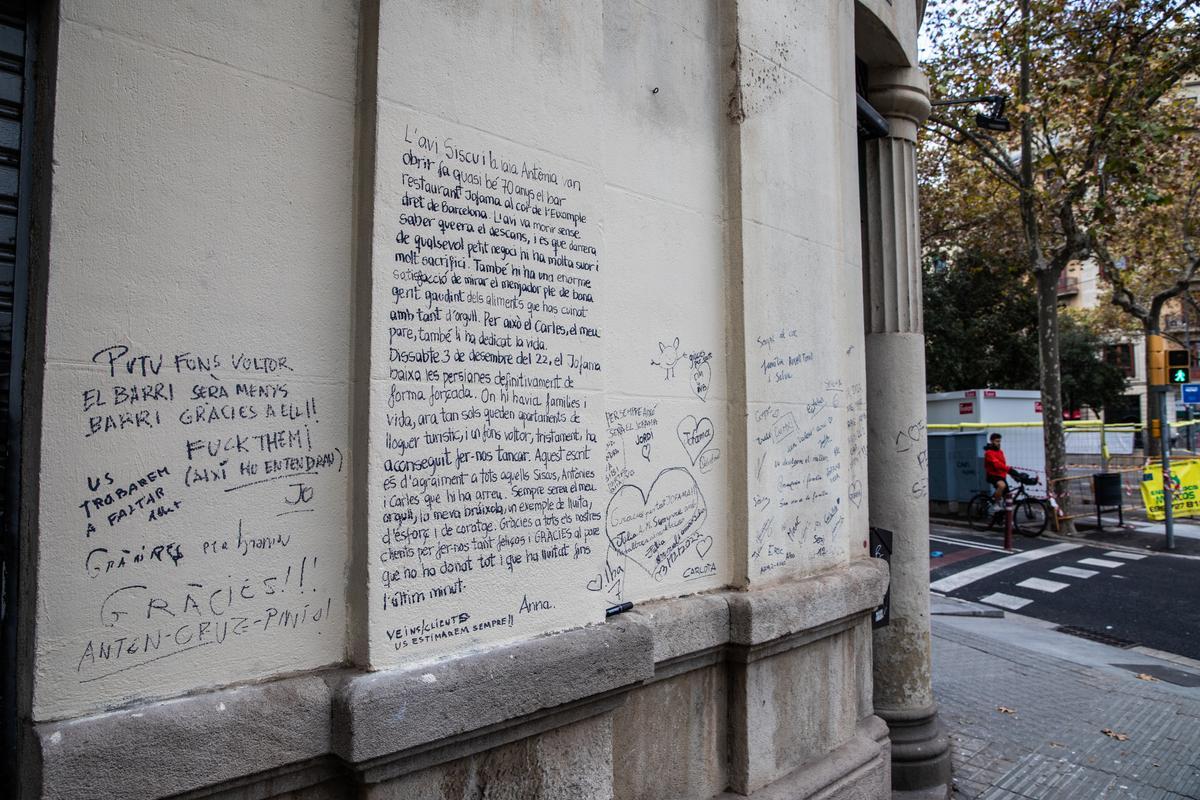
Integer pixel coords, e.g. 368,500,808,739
1017,577,1070,593
1078,558,1124,568
930,534,1016,553
979,592,1033,610
929,542,1082,593
1103,551,1146,560
1050,566,1098,579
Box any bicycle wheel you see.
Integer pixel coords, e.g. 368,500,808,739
966,495,994,531
1012,499,1048,536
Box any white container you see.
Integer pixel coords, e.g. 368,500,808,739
927,389,1047,497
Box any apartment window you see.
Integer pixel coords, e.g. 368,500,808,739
1104,343,1135,377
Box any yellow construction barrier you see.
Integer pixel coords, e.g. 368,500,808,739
1139,458,1200,521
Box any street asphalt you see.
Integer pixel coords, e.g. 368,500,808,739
929,523,1200,660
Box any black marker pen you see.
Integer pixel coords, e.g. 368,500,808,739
606,601,633,617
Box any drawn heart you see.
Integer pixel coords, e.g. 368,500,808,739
848,480,864,508
641,444,652,461
690,361,711,402
606,468,708,581
696,535,713,558
677,415,715,465
586,575,603,591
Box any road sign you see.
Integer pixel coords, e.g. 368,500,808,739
1171,367,1191,384
1183,383,1200,404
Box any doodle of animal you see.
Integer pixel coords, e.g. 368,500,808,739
651,337,683,379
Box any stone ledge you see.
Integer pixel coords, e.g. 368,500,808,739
32,673,336,800
727,560,889,647
625,590,730,664
27,564,885,800
331,616,653,764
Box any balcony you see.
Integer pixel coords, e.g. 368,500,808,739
1056,274,1079,297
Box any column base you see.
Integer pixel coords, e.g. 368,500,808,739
877,704,952,797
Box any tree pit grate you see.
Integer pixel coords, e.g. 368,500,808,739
1054,625,1139,649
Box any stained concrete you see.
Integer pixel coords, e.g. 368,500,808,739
612,664,729,800
716,717,890,800
33,674,335,800
333,618,653,763
364,716,614,800
730,627,867,793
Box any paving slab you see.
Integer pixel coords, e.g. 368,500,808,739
932,594,1005,618
932,612,1200,798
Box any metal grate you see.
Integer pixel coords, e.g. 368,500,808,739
1054,625,1139,649
1111,663,1200,687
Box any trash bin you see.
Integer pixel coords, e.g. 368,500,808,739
1093,472,1123,529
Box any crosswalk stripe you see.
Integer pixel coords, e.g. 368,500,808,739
1103,551,1146,560
1050,566,1098,579
1078,558,1123,568
929,542,1082,593
1017,577,1070,593
931,534,1014,553
979,592,1033,610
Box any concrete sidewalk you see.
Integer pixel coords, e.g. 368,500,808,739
931,601,1200,798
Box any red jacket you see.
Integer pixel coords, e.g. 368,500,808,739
984,447,1009,480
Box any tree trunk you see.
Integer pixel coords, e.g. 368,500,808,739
1021,0,1073,532
1037,267,1073,531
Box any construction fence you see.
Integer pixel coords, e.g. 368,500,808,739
928,419,1200,528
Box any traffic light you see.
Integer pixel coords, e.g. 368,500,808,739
1169,349,1190,384
1148,334,1166,385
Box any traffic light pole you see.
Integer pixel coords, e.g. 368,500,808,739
1149,333,1176,551
1160,390,1175,549
1155,386,1176,551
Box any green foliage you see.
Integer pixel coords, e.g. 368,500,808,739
923,251,1039,392
1058,314,1129,412
922,0,1200,323
924,253,1128,411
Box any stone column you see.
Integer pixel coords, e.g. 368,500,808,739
862,67,952,798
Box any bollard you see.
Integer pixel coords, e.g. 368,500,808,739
1004,494,1014,551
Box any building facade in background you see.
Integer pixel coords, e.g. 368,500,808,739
2,2,942,798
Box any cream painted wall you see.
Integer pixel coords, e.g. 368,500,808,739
32,1,358,719
736,0,871,582
596,0,733,608
33,0,881,712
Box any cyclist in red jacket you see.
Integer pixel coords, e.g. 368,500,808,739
984,432,1013,512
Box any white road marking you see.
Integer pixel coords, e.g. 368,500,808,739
1103,551,1146,560
1078,558,1123,568
929,542,1082,593
931,534,1015,554
1017,577,1070,593
980,592,1033,610
1050,566,1098,579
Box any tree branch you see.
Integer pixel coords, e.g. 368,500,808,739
926,115,1022,186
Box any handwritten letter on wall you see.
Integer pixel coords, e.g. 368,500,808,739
369,111,605,663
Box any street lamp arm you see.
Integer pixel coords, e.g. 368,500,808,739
930,95,1008,106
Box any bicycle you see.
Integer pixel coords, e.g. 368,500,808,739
966,470,1049,536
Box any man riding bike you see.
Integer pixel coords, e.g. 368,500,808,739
983,432,1014,515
